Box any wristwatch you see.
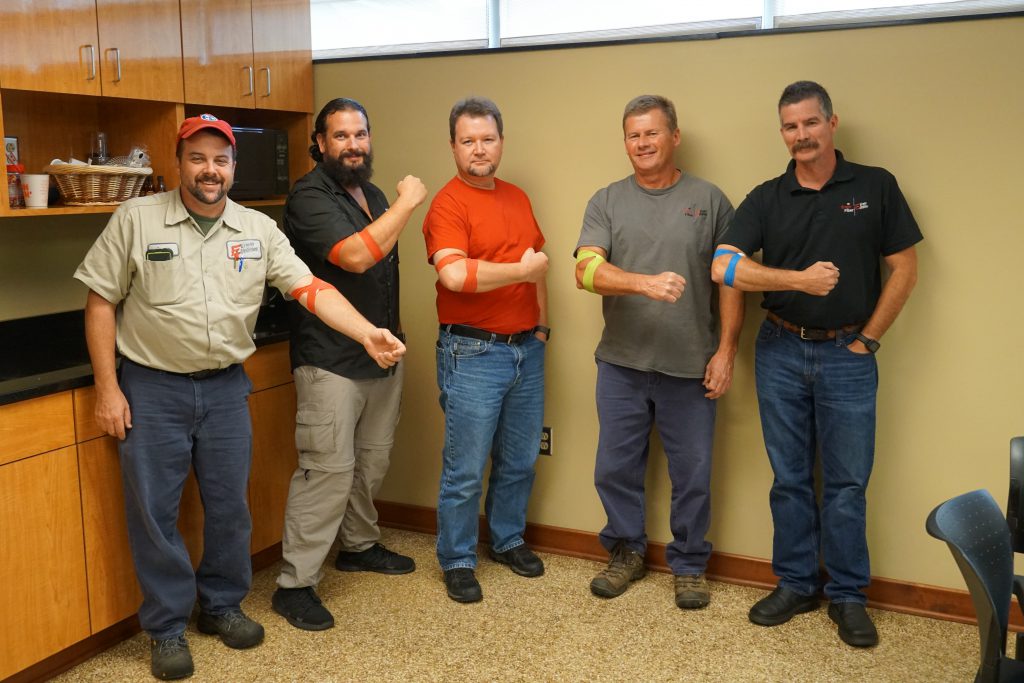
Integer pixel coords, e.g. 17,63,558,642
854,332,880,353
535,325,551,340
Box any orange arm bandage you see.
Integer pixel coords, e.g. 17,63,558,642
327,230,385,267
290,277,337,315
433,254,478,293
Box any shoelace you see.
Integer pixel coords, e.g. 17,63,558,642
600,548,639,581
676,575,705,590
217,610,249,630
154,636,187,655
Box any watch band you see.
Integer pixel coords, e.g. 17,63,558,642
854,332,880,353
535,325,551,339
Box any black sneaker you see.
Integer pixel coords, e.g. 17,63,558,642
489,544,545,577
444,567,482,603
150,635,193,680
196,608,265,649
272,586,335,631
335,542,415,575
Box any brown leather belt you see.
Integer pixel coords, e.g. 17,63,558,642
766,312,862,341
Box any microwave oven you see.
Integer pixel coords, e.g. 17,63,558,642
228,127,289,200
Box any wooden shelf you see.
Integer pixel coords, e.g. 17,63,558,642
1,198,287,220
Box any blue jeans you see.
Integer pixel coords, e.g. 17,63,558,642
754,318,878,604
118,360,254,639
435,329,545,571
593,360,716,575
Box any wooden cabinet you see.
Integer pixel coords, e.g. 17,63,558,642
0,392,89,680
0,0,183,102
182,0,313,113
249,383,299,553
0,0,101,97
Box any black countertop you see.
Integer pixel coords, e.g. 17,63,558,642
0,302,290,407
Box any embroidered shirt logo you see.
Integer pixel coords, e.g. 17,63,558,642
683,206,708,218
840,198,869,214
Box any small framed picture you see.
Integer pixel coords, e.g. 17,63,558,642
4,137,18,165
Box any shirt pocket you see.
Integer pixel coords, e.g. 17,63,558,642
141,257,186,306
223,257,267,305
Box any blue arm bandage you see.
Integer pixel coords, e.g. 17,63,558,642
714,248,744,288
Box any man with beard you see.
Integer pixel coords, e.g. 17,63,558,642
713,81,921,647
74,114,406,680
423,96,549,603
271,98,427,630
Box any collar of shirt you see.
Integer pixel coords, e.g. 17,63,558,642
783,149,855,194
163,188,244,234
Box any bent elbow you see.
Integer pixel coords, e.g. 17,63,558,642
710,259,726,284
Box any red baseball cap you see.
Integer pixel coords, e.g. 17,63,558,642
176,114,236,146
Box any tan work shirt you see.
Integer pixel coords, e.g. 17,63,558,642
74,190,310,373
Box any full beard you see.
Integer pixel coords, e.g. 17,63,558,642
323,149,374,187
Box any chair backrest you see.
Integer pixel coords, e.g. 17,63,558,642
1009,437,1024,553
927,489,1013,683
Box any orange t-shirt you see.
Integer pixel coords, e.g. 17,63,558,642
423,177,545,334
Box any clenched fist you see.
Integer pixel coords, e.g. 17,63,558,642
799,261,840,296
641,271,685,302
396,175,428,208
519,247,549,283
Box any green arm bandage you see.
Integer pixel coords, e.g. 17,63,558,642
576,249,606,294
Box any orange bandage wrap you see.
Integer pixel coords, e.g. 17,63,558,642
327,236,349,266
290,277,336,315
327,230,385,266
434,253,465,272
358,229,385,262
462,258,479,293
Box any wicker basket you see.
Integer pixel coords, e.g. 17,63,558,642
43,164,153,206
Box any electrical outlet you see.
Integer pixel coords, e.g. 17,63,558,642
539,426,553,456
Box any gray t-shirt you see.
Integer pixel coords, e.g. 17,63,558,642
575,173,734,378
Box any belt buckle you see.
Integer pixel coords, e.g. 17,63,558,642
799,326,811,341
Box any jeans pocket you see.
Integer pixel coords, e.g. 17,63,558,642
295,409,335,457
757,319,779,343
451,337,489,358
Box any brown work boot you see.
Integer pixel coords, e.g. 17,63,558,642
674,573,710,609
590,542,646,598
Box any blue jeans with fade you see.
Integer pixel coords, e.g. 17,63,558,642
754,318,878,604
435,329,545,571
593,359,717,575
118,360,254,639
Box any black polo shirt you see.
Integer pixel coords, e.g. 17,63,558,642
283,164,399,379
719,151,922,329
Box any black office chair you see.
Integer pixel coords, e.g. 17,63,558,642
1006,437,1024,657
926,489,1024,682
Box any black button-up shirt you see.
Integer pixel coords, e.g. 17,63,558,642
283,164,399,379
719,151,922,328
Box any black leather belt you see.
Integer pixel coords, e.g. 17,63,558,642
766,312,862,341
126,358,234,380
441,324,537,345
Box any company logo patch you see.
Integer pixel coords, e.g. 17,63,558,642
841,198,870,214
683,206,708,218
226,239,263,260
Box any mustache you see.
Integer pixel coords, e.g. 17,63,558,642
792,140,819,152
341,150,366,159
195,174,222,184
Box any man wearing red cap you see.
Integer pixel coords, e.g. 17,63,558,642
75,114,406,680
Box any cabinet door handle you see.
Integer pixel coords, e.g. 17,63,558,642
243,65,254,96
260,67,271,97
83,44,96,80
106,47,122,82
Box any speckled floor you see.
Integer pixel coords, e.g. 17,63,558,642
54,528,980,682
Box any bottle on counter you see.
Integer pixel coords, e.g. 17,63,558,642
6,163,24,208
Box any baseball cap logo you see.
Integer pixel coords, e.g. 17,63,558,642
200,114,218,122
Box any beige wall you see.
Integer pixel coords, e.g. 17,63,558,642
314,16,1024,591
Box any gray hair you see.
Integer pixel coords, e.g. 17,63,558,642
622,95,678,132
778,81,834,119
